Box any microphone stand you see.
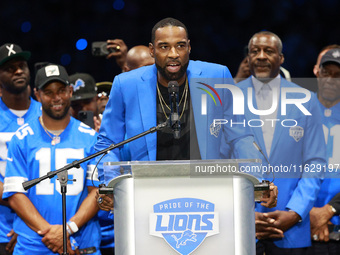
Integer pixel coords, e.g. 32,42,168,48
22,120,169,254
57,170,73,255
168,81,181,139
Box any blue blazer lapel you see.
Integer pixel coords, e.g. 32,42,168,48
137,65,158,160
187,64,208,159
245,82,268,158
268,88,282,159
269,79,295,159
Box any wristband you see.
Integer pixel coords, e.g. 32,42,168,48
67,221,79,235
66,225,72,235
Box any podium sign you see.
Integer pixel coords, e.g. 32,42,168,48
104,159,261,255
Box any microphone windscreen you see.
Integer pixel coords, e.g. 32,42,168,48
168,81,179,93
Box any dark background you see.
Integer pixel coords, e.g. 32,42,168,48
1,0,339,85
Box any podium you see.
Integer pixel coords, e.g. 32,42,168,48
104,159,262,255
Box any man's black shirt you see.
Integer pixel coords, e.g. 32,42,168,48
156,81,201,160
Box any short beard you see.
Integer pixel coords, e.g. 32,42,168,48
43,103,71,120
2,83,28,95
156,61,189,82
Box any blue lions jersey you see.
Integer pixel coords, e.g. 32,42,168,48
314,101,340,225
3,117,101,254
0,97,41,243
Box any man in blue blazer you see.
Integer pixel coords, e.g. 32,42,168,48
308,48,340,254
94,20,280,255
237,31,327,254
95,17,262,183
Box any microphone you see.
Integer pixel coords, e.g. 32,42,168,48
168,81,181,139
253,141,278,206
253,141,275,182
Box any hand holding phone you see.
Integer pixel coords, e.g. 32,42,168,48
92,41,118,57
78,111,95,129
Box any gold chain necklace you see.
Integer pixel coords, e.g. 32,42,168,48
157,80,189,119
39,117,64,145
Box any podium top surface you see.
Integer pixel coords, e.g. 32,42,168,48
103,159,262,185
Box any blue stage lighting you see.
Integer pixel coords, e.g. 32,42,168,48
21,21,32,33
60,54,71,66
113,0,125,10
76,39,88,51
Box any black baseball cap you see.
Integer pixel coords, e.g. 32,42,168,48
320,48,340,67
35,64,70,89
96,81,112,96
69,73,97,101
0,43,31,66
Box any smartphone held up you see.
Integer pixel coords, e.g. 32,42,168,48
92,41,120,57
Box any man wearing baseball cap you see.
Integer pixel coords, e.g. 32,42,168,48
69,73,100,131
96,81,111,117
3,64,101,254
0,43,41,254
308,48,340,254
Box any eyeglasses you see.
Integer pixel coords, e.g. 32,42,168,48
97,91,109,98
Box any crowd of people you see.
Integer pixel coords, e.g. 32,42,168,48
0,17,339,255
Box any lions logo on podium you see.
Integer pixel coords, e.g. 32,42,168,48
150,198,219,255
